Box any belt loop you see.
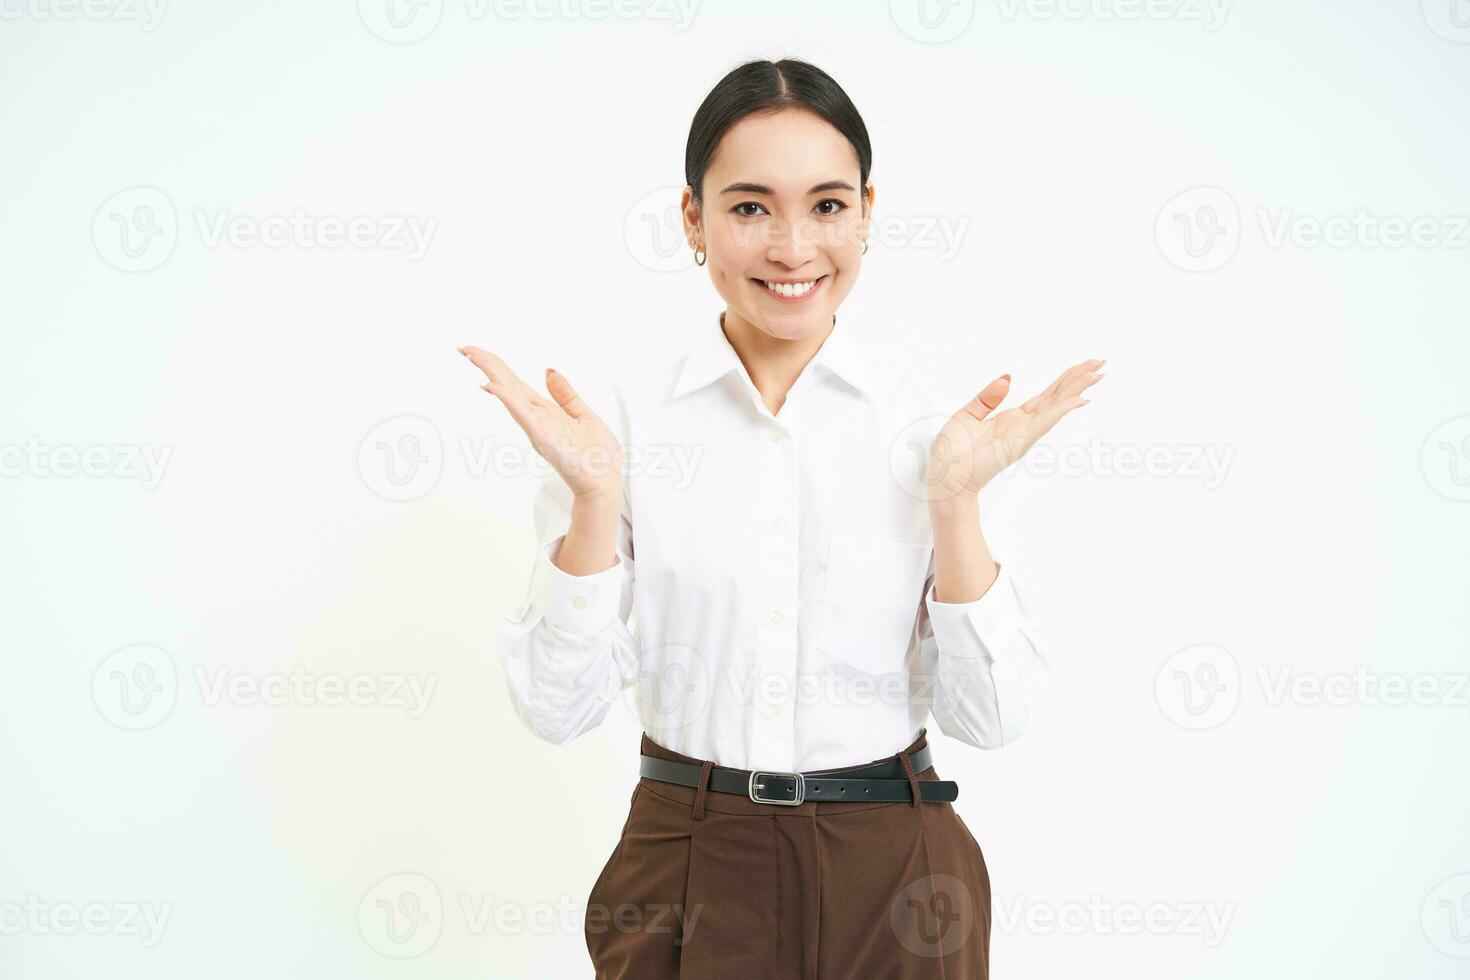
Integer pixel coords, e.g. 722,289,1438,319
692,759,713,821
898,749,922,808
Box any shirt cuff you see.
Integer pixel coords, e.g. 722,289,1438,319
529,535,628,635
924,562,1024,661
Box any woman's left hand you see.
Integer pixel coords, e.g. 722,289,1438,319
925,358,1105,503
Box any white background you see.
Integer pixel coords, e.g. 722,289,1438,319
3,0,1469,976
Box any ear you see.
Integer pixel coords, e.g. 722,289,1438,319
681,185,701,241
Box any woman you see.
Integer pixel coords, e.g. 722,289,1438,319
461,58,1101,979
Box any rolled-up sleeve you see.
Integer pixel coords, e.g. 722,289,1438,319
916,485,1051,748
922,563,1050,748
498,400,641,745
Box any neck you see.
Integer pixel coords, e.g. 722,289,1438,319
720,309,835,415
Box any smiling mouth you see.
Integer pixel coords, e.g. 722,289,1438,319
754,275,828,300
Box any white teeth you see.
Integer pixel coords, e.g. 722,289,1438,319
763,278,820,298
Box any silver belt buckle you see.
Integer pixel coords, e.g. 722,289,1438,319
748,770,805,805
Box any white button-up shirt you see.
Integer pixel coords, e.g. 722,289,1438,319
498,313,1051,772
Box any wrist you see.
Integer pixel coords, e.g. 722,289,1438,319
928,492,977,524
573,482,623,511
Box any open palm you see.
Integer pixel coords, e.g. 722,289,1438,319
926,358,1105,502
459,346,623,499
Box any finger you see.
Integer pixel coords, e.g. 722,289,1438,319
544,368,592,420
481,381,542,436
1058,367,1104,401
1025,367,1072,408
460,345,530,391
1037,358,1104,402
1024,362,1103,414
1039,393,1091,429
961,374,1010,422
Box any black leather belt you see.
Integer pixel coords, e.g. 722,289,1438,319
638,744,959,805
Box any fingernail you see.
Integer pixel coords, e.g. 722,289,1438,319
1000,374,1011,382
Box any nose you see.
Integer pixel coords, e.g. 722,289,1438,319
764,214,819,268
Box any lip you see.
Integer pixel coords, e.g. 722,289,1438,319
753,275,828,304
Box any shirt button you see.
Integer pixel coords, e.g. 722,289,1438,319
978,617,996,632
769,429,785,443
571,597,588,611
765,704,781,719
768,609,784,624
772,518,786,532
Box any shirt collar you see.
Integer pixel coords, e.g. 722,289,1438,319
671,312,876,401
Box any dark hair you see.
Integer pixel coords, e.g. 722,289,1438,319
684,59,872,209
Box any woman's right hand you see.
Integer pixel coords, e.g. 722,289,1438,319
459,346,623,502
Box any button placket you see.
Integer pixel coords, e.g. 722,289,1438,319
751,416,798,763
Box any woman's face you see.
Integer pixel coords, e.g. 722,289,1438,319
683,107,873,343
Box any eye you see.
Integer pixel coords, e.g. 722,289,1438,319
731,202,767,217
815,199,848,216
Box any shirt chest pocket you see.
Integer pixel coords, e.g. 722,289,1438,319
816,533,933,676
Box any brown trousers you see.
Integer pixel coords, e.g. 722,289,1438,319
583,728,992,979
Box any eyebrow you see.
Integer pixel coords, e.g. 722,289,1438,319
718,180,857,196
